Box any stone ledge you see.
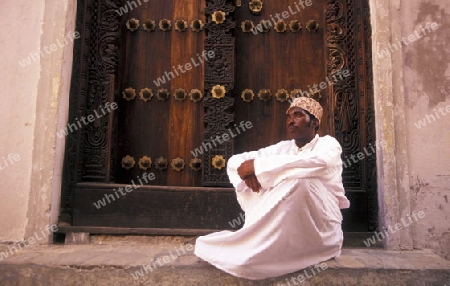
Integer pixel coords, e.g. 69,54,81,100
0,236,448,285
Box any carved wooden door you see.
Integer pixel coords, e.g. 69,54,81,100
61,0,376,234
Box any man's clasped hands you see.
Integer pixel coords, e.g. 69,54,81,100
237,159,262,193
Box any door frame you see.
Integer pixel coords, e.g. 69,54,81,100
59,0,377,234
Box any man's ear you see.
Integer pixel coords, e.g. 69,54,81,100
312,118,319,129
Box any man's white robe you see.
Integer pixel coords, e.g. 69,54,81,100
194,135,350,280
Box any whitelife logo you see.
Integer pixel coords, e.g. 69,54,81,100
0,153,21,171
190,121,253,158
288,69,351,101
0,224,58,261
251,0,313,35
18,32,80,67
377,22,440,58
228,212,246,228
153,50,215,87
93,172,156,209
414,104,450,129
363,211,425,247
115,0,148,16
131,243,194,279
56,102,118,139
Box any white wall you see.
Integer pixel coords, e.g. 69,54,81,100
0,0,76,242
402,0,450,259
371,0,450,258
0,0,45,241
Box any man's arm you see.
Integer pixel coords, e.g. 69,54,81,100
244,174,261,192
227,142,286,192
237,159,255,179
236,159,261,192
254,136,343,190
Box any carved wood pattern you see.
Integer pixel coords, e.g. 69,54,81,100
326,0,361,188
202,0,236,186
326,0,377,230
83,0,121,182
203,96,235,138
204,45,235,86
202,141,234,185
61,0,121,211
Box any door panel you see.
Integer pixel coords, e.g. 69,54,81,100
117,0,205,187
234,0,328,153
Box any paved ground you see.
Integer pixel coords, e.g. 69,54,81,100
0,236,449,285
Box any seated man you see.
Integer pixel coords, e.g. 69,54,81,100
194,97,350,280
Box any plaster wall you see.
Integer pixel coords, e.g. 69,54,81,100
0,0,45,241
403,0,450,259
371,0,450,258
0,0,76,242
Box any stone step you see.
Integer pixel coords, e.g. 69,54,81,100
0,236,449,285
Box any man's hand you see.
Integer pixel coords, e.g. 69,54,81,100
244,174,262,193
237,159,255,180
238,160,261,192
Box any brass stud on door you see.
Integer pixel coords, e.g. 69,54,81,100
306,20,320,32
173,88,187,101
212,155,226,170
126,18,140,32
171,158,185,171
275,89,289,102
142,19,156,32
174,19,188,32
155,157,168,170
189,89,203,102
122,87,136,101
274,20,287,33
241,20,255,33
257,89,271,101
249,0,263,15
139,88,153,102
289,20,302,33
241,89,255,102
211,85,226,99
212,11,226,25
256,20,271,33
189,158,202,171
138,156,152,170
159,19,172,31
121,155,135,170
190,20,204,32
156,88,169,101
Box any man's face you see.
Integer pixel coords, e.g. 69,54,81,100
285,107,317,141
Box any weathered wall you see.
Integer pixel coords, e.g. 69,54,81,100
371,0,450,258
403,0,450,259
0,0,76,242
0,0,45,241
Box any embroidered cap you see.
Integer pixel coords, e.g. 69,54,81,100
286,97,323,123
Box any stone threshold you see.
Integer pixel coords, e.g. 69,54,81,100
0,236,449,285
